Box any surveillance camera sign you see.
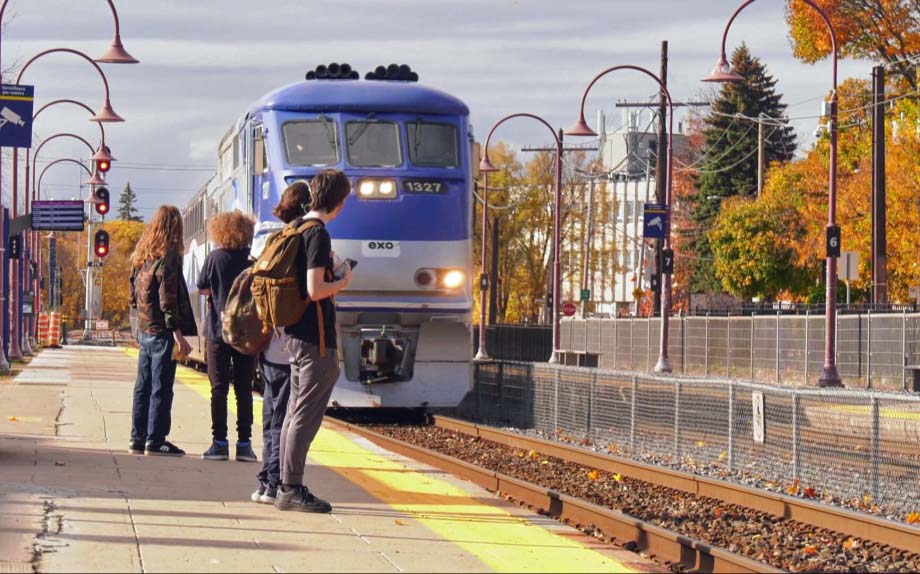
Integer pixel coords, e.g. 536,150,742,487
642,203,669,239
0,84,34,148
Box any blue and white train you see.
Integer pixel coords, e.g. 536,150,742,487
182,63,475,408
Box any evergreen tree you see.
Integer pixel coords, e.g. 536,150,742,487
690,43,797,294
117,182,142,221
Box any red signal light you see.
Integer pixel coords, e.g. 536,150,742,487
96,159,111,173
94,187,110,216
94,229,110,258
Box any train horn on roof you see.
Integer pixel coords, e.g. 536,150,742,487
305,62,360,81
364,63,419,82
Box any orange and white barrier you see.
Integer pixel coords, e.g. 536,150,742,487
47,312,61,347
38,313,50,347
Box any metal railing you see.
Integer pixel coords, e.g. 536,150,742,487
559,314,920,391
472,361,920,509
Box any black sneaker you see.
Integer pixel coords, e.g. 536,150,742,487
202,442,230,461
236,443,258,462
128,440,145,455
145,441,185,457
258,485,277,505
251,484,266,503
274,486,332,513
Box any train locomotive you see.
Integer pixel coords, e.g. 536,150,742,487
182,63,474,408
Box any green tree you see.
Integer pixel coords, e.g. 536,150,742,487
117,182,142,221
690,43,797,294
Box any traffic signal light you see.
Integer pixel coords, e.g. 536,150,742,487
95,157,111,173
94,229,110,258
9,234,21,259
95,186,110,216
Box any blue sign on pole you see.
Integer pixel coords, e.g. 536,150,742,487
643,203,669,239
0,84,34,148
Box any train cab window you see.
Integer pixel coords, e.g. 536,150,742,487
346,120,402,167
407,121,459,168
282,120,339,166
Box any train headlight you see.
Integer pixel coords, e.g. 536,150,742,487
441,269,466,289
356,178,398,199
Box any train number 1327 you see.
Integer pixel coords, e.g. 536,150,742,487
403,180,443,193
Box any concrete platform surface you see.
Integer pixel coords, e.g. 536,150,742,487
0,346,662,573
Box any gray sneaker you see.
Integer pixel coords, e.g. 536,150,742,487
274,486,332,513
202,442,229,460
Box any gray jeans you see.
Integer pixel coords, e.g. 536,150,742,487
279,338,340,486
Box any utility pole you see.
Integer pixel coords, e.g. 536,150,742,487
757,118,765,197
871,65,888,304
488,215,499,324
580,177,595,318
651,41,668,316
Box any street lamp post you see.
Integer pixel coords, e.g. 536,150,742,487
474,171,491,360
480,114,564,363
8,48,123,356
704,0,843,388
567,65,676,373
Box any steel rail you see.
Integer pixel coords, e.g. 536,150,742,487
430,416,920,555
326,417,780,574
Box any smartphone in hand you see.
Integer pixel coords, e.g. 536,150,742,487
334,258,357,281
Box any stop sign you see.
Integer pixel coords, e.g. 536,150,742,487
563,302,577,317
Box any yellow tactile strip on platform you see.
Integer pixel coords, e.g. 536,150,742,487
122,349,637,573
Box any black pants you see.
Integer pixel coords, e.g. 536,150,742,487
257,358,291,489
206,339,255,443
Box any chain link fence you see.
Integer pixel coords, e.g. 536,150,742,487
471,361,920,509
559,314,920,391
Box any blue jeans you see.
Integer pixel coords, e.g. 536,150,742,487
131,332,178,445
257,358,290,489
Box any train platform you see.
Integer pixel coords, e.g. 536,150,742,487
0,346,662,573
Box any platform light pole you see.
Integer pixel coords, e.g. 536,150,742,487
8,48,123,357
567,65,676,373
703,0,843,388
480,114,564,363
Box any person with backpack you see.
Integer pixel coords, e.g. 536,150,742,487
247,212,296,504
273,170,353,513
197,210,259,462
129,205,197,457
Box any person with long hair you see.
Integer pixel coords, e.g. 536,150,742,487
197,210,258,462
128,205,197,456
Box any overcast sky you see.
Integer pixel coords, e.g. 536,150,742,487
1,0,868,219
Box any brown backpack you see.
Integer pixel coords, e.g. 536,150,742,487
221,269,273,355
249,218,327,353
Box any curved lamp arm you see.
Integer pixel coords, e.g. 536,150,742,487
36,158,92,201
33,99,106,144
480,112,561,169
16,48,124,122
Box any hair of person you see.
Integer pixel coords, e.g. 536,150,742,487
309,169,351,213
273,180,312,223
208,210,255,250
132,205,183,268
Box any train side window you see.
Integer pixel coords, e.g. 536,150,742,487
346,120,401,167
254,137,267,174
282,120,339,166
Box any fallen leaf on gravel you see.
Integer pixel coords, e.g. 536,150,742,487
516,450,525,458
907,512,920,524
612,473,622,482
7,416,17,422
540,460,550,465
803,544,818,555
803,487,817,498
718,451,727,461
843,539,858,550
607,443,618,454
714,507,723,518
527,450,539,460
863,494,872,504
586,470,600,481
696,440,705,448
787,479,800,495
393,520,408,526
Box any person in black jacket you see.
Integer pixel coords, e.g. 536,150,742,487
197,210,258,462
129,205,198,457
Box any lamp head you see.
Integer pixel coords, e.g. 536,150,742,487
479,154,498,173
702,55,745,83
92,99,125,122
92,145,116,163
84,170,105,187
95,35,139,64
565,114,598,137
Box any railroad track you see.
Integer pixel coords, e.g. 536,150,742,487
327,414,920,573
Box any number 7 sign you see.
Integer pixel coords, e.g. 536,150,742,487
662,248,674,274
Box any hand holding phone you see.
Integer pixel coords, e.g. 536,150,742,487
335,258,357,281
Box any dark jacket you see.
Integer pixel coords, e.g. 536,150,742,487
130,250,198,336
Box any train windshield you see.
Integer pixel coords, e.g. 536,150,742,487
283,119,339,166
346,120,402,167
408,121,459,168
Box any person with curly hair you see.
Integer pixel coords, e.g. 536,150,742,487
197,210,259,462
129,205,197,457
